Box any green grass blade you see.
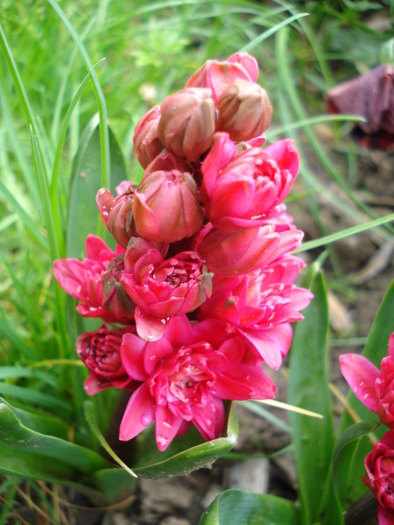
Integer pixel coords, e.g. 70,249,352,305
51,59,106,258
0,383,73,415
0,367,57,388
241,12,309,52
47,0,111,192
0,179,48,251
30,127,70,358
0,317,38,360
267,114,365,140
294,214,394,253
240,401,290,433
276,27,393,236
0,20,51,179
84,401,138,479
0,85,40,209
50,18,96,145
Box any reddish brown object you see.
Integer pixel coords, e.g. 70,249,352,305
326,64,394,150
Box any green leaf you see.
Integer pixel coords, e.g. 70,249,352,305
130,402,238,478
241,12,309,53
336,279,394,505
332,422,379,468
47,0,111,192
66,117,128,259
0,397,137,504
199,490,299,525
0,383,73,415
322,422,378,524
0,397,69,440
288,266,334,525
84,401,138,479
0,398,109,477
294,214,394,254
0,366,57,388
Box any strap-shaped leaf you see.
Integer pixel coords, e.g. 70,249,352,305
129,402,238,478
288,265,334,525
199,490,298,525
66,118,128,259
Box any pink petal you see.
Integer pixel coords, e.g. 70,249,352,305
120,333,148,381
84,373,110,395
144,338,174,375
119,383,156,441
265,139,300,179
240,324,293,370
380,429,394,449
378,504,394,525
85,234,115,262
192,395,224,441
155,405,183,451
339,353,380,412
135,307,168,342
201,132,237,197
228,52,259,82
164,314,193,348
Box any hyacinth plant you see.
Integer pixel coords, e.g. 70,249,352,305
1,2,394,525
53,50,313,452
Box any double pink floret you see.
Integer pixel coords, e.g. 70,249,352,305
340,333,394,525
340,334,394,428
53,51,312,451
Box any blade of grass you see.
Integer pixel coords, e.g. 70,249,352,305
0,383,73,415
276,27,393,236
47,0,111,193
0,214,18,233
241,12,309,52
240,400,290,433
0,255,43,334
50,18,96,145
294,214,394,253
0,21,51,179
0,85,41,209
0,180,48,251
0,367,57,388
267,114,365,140
0,317,38,360
51,59,106,258
276,90,393,243
30,127,70,358
84,401,138,478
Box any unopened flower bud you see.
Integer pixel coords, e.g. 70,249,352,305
96,184,137,249
216,79,272,141
133,106,164,168
102,254,135,319
186,53,258,102
133,169,203,243
158,88,215,162
143,150,193,180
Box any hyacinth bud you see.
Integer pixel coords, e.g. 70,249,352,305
133,105,164,168
143,150,193,180
158,88,215,162
96,184,137,249
133,169,203,243
186,53,258,102
216,79,272,141
102,254,135,320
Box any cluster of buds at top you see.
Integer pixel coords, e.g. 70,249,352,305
133,52,272,167
54,52,312,451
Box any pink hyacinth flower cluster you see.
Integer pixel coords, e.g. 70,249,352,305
54,52,312,451
340,333,394,524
